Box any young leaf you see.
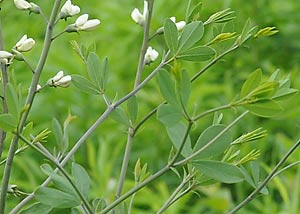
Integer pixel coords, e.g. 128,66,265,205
35,187,81,208
272,88,298,101
157,104,182,127
87,52,101,88
0,114,17,131
166,122,193,157
127,95,138,123
244,99,283,117
164,18,178,55
5,83,20,119
72,74,102,95
52,118,63,150
22,122,33,139
101,57,109,91
19,202,52,214
193,125,232,159
193,160,244,183
72,162,90,199
157,69,178,105
177,46,215,61
240,69,262,99
178,21,204,53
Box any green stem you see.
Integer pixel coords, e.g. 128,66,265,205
174,111,249,167
101,122,193,214
228,138,300,214
0,1,62,213
17,134,93,214
193,104,232,121
115,0,154,200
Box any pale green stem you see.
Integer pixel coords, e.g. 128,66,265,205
0,1,62,213
228,138,300,214
116,0,154,200
193,104,232,121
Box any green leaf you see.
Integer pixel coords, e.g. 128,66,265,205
193,160,244,183
164,18,178,55
110,107,130,126
177,46,215,61
176,69,191,107
52,118,63,150
193,125,232,159
87,52,101,87
20,202,52,214
157,104,182,127
92,198,107,213
0,114,17,131
127,95,138,123
35,187,81,209
22,122,33,139
272,88,298,101
72,162,90,199
236,18,257,45
72,74,102,95
166,122,192,157
101,57,109,91
240,69,262,98
186,1,202,22
5,83,20,119
244,99,283,117
178,21,204,53
157,69,178,105
40,164,76,196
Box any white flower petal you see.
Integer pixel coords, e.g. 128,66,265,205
175,21,186,31
15,34,28,48
144,46,159,64
79,19,100,31
131,8,144,25
0,51,13,59
14,0,31,10
75,14,89,27
56,75,72,87
52,71,64,82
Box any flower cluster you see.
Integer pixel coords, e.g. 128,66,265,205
47,71,72,88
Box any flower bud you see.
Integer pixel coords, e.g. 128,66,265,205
170,17,186,31
59,0,80,19
144,46,159,65
131,1,148,26
0,51,13,65
48,71,72,88
74,14,100,31
14,0,31,10
15,34,35,52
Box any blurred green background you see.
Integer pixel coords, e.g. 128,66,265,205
1,0,300,213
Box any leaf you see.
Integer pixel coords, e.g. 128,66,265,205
157,69,178,105
20,202,52,214
52,118,63,150
236,18,257,45
72,74,102,95
164,18,178,55
110,107,130,126
101,57,109,91
176,69,191,108
193,125,232,159
35,187,81,209
0,114,17,131
177,46,216,61
193,160,244,183
166,122,192,157
244,99,283,117
177,21,204,53
157,104,182,127
240,69,262,98
127,95,138,123
5,83,20,119
87,52,101,87
22,122,33,139
72,162,90,199
272,88,298,101
40,164,76,196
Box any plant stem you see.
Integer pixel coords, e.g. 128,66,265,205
0,1,62,213
115,0,154,201
0,14,8,161
17,133,94,214
174,111,249,167
228,138,300,214
191,44,239,82
193,103,232,121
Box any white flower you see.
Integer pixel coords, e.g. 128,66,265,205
170,17,186,31
36,84,42,92
14,0,32,10
60,0,80,19
48,71,72,88
74,14,100,31
144,46,159,64
15,34,35,52
131,1,148,26
0,51,14,64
